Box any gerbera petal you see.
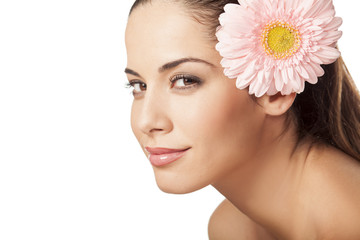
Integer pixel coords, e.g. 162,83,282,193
248,77,259,95
266,80,278,96
292,70,302,91
317,31,342,46
298,78,305,93
307,53,323,64
281,83,293,95
255,69,270,97
219,44,253,58
309,62,325,77
281,67,290,84
303,0,333,19
285,0,298,11
224,3,242,14
303,63,319,84
236,73,256,89
296,65,310,79
316,0,335,19
313,46,341,64
241,60,257,80
265,67,274,83
300,0,315,15
227,59,248,73
257,82,270,97
263,0,273,13
325,17,343,31
312,17,333,26
286,66,294,81
237,0,249,8
275,69,284,91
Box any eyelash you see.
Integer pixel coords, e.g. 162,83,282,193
170,74,202,90
125,80,146,96
126,74,202,96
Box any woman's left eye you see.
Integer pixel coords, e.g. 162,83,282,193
170,75,201,89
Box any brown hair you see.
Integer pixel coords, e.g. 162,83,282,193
129,0,360,161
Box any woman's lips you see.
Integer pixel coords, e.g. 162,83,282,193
145,147,190,167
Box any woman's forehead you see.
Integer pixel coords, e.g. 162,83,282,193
125,1,218,73
126,2,201,42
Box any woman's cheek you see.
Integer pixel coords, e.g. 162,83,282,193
184,87,262,161
190,89,250,136
130,101,144,144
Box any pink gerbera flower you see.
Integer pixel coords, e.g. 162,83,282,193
215,0,343,97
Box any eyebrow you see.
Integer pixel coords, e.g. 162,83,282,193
124,68,141,77
158,57,215,72
124,57,215,77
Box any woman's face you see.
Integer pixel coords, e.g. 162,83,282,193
125,1,266,194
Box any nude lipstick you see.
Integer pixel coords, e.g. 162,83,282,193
145,147,190,167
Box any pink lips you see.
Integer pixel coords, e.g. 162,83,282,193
145,147,190,166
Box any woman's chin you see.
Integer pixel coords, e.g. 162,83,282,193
154,173,208,194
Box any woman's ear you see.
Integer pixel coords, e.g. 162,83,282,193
257,92,296,116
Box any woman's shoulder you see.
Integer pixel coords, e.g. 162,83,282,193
304,144,360,198
208,146,360,240
300,144,360,238
208,199,276,240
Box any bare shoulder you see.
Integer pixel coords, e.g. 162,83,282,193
302,145,360,238
208,199,275,240
306,145,360,202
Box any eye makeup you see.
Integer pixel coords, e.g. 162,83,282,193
126,80,147,96
169,74,203,91
125,73,203,96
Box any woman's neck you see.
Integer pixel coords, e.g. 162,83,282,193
211,115,316,239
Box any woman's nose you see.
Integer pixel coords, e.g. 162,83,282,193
136,89,173,136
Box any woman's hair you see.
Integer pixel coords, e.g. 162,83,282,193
129,0,360,161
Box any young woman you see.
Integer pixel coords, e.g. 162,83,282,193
125,0,360,239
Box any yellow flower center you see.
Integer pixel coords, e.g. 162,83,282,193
261,21,301,59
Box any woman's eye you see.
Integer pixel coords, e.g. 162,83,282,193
128,81,147,94
171,75,201,89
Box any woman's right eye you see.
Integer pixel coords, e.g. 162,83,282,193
128,81,147,95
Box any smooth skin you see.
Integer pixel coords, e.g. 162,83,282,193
125,1,360,239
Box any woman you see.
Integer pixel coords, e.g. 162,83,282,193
125,0,360,239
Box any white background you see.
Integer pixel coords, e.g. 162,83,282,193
0,0,358,239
